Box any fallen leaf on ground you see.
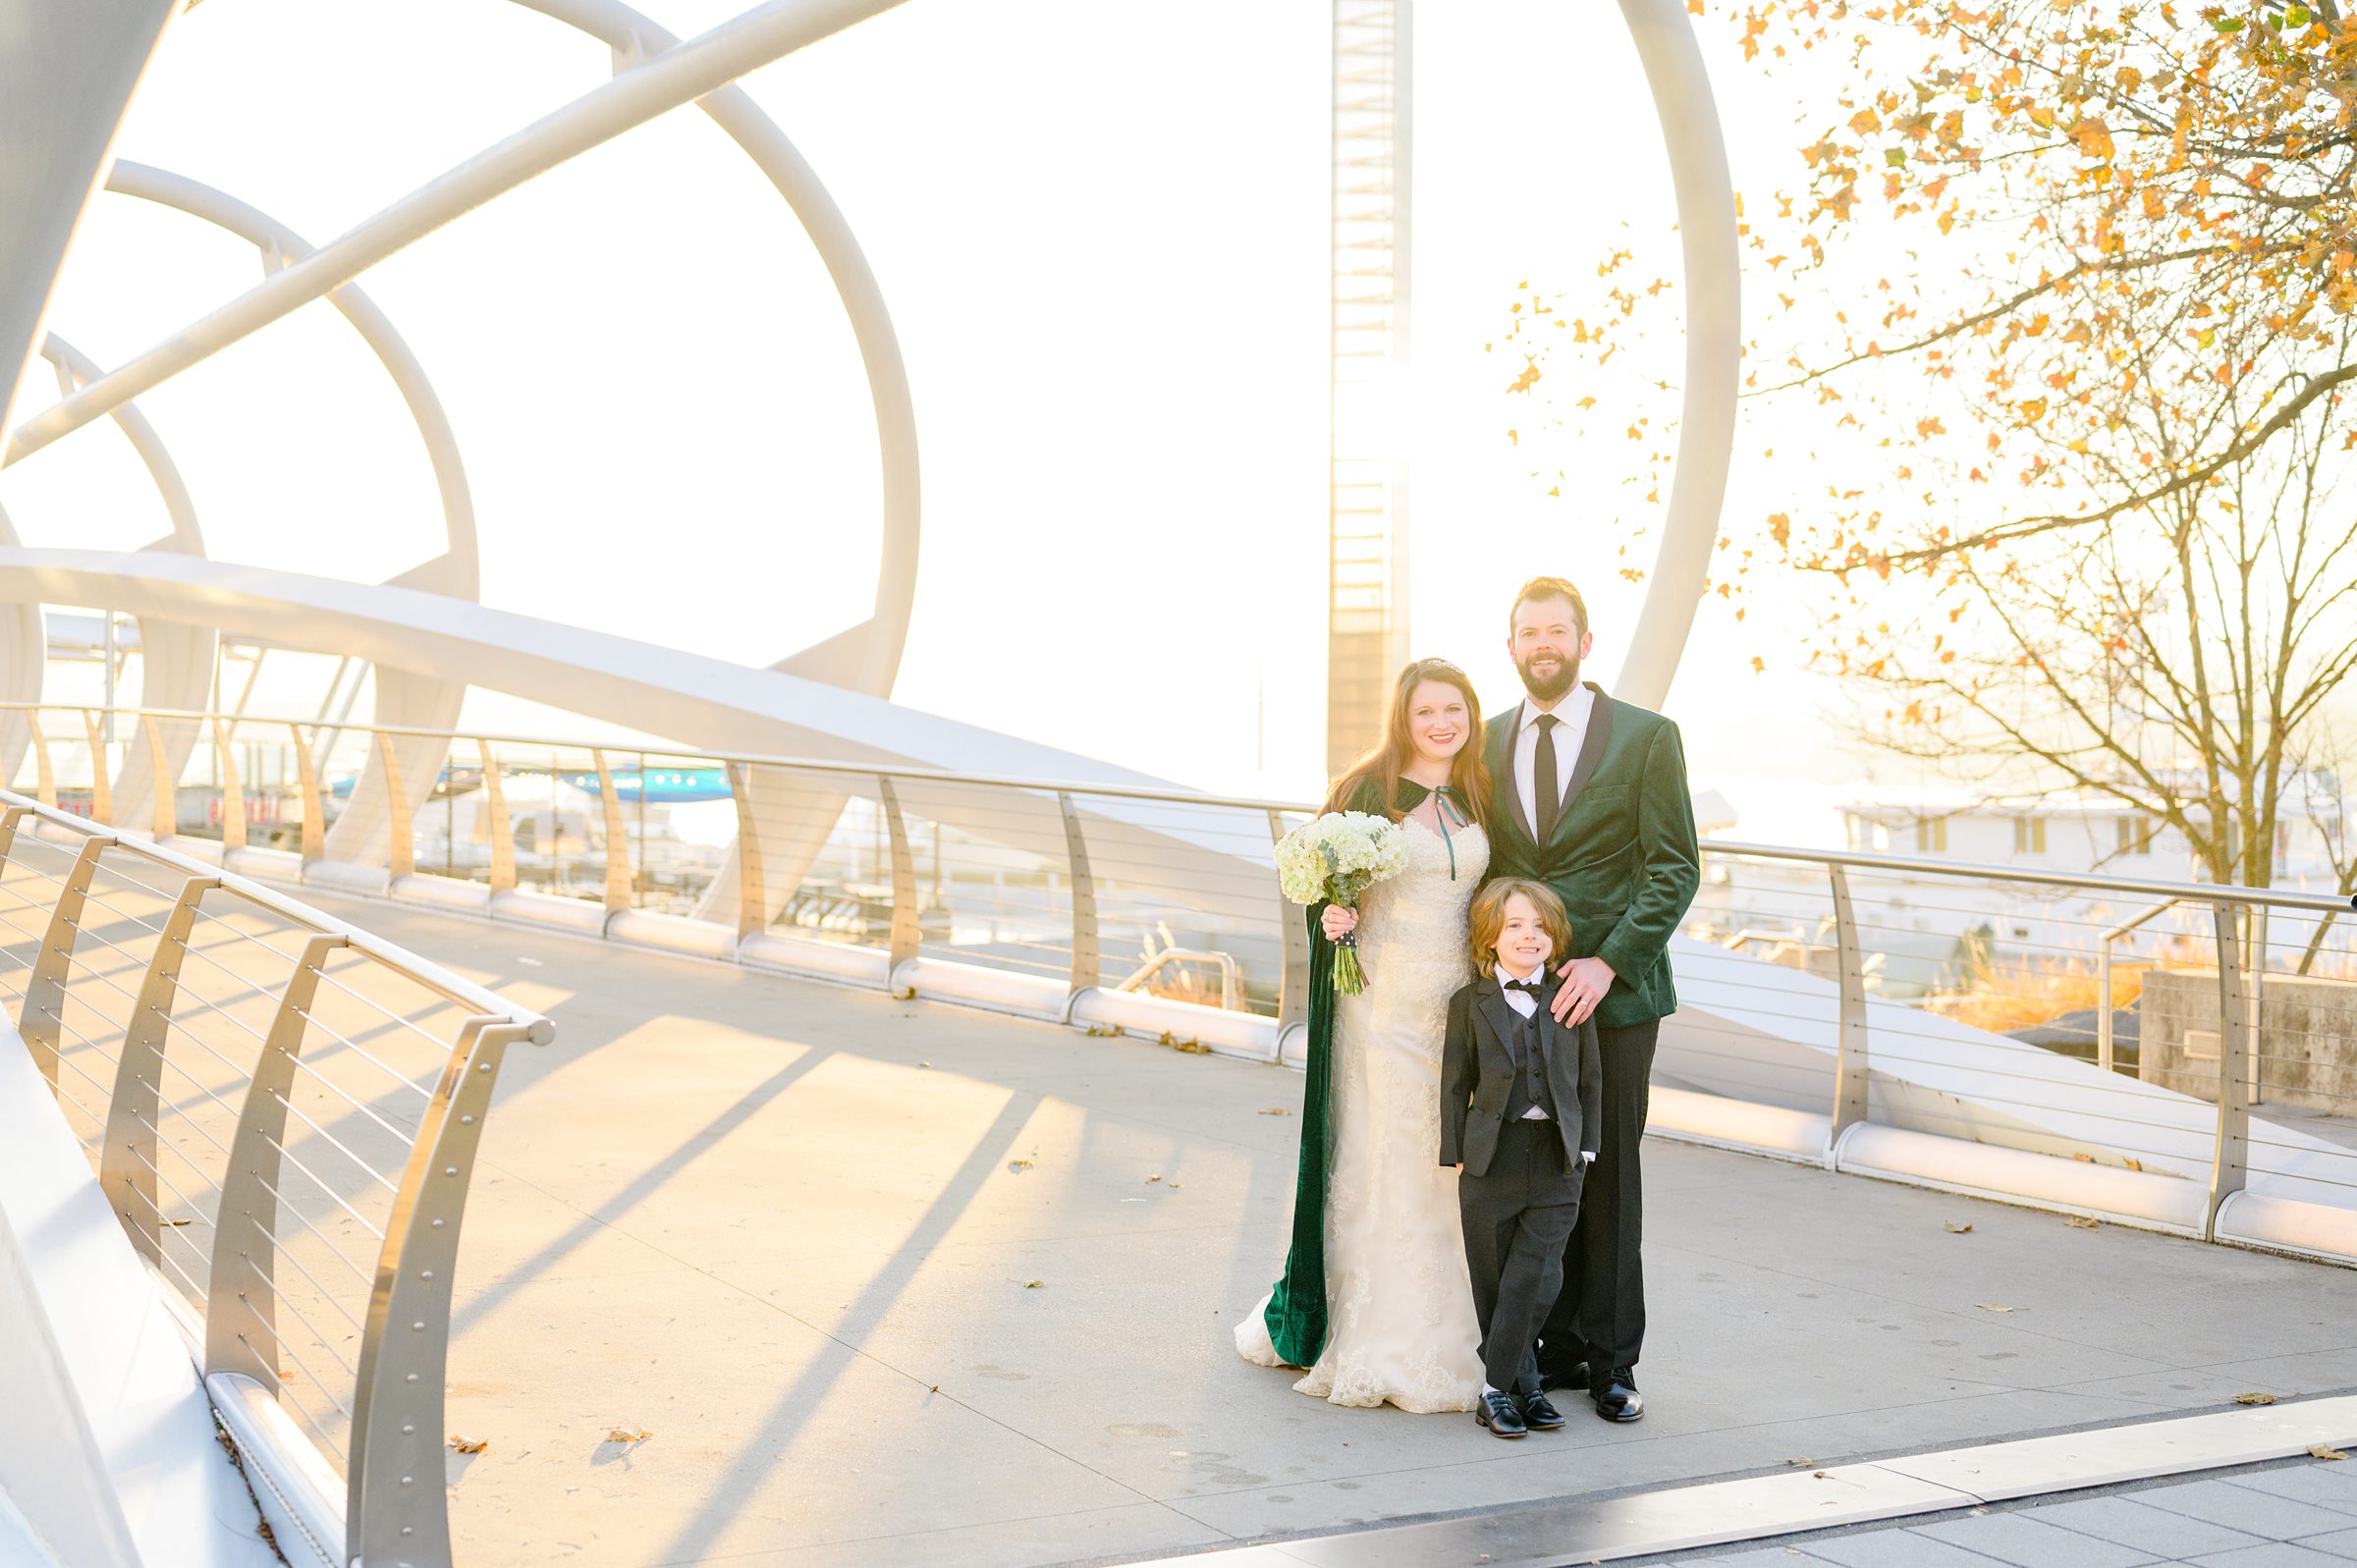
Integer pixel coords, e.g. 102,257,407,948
1260,1108,1291,1116
2125,1158,2144,1171
2066,1216,2101,1229
1975,1303,2020,1313
1146,1174,1162,1183
1006,1160,1034,1173
1944,1221,1973,1233
2311,1444,2346,1460
1784,1457,1815,1467
448,1435,488,1454
917,1060,931,1069
604,1429,651,1443
1813,1471,1832,1480
1168,1182,1183,1189
2235,1391,2277,1406
1023,1279,1045,1289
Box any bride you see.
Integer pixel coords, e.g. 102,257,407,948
1235,657,1493,1412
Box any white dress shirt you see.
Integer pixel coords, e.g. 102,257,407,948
1511,685,1596,836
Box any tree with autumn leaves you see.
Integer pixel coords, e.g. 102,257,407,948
1518,0,2357,891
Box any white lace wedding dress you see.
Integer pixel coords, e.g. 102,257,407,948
1234,817,1489,1412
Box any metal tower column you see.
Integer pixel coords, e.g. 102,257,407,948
1325,0,1411,776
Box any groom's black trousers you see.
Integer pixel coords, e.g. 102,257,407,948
1542,1017,1658,1383
1459,1117,1585,1396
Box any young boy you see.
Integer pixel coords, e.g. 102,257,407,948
1442,878,1605,1437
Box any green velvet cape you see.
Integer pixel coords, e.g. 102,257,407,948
1257,888,1343,1367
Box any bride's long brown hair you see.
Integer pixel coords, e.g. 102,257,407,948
1323,658,1493,827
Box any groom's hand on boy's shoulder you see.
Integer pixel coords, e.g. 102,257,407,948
1550,956,1616,1025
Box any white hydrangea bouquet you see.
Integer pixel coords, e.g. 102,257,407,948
1274,810,1409,995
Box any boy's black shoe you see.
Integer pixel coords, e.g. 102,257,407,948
1477,1390,1527,1437
1518,1391,1566,1430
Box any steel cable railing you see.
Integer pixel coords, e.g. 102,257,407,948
0,787,552,1568
12,701,2357,1267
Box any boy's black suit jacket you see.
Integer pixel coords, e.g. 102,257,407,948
1440,971,1605,1178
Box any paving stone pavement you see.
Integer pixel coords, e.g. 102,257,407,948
1668,1455,2357,1566
293,892,2357,1568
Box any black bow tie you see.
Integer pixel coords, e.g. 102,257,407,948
1505,978,1543,995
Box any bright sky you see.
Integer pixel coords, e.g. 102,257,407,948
1,0,1901,844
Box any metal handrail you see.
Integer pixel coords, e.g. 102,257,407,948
18,702,2357,916
0,789,551,1565
1704,837,2357,915
0,702,1316,815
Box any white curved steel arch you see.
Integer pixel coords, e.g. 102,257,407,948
513,0,919,695
103,162,481,601
0,549,1165,788
1,0,911,563
1610,0,1739,710
95,162,485,860
38,330,216,828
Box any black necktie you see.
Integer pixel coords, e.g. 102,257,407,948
1533,712,1562,843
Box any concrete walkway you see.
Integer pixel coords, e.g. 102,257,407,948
296,894,2357,1568
1672,1454,2357,1565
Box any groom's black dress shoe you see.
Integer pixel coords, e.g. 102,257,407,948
1477,1390,1527,1438
1536,1346,1590,1393
1517,1391,1566,1431
1591,1370,1643,1424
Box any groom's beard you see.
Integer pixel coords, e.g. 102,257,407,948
1517,652,1580,704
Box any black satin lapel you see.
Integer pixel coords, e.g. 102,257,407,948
1554,686,1617,838
1477,986,1522,1066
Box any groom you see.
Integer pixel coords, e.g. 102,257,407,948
1483,575,1700,1424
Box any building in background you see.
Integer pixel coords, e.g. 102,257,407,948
1325,0,1412,775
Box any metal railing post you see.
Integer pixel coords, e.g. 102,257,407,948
875,778,921,978
1826,862,1870,1167
349,1015,530,1568
22,834,115,1094
2247,903,2267,1108
2206,900,2250,1240
83,710,114,826
480,740,516,894
1271,810,1309,1034
213,717,247,852
290,723,324,866
100,875,220,1262
207,933,346,1388
376,730,415,882
727,762,766,943
30,721,55,808
0,804,29,869
1059,791,1100,996
139,713,175,839
591,749,631,919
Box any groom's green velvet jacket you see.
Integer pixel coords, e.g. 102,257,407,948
1483,685,1701,1029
